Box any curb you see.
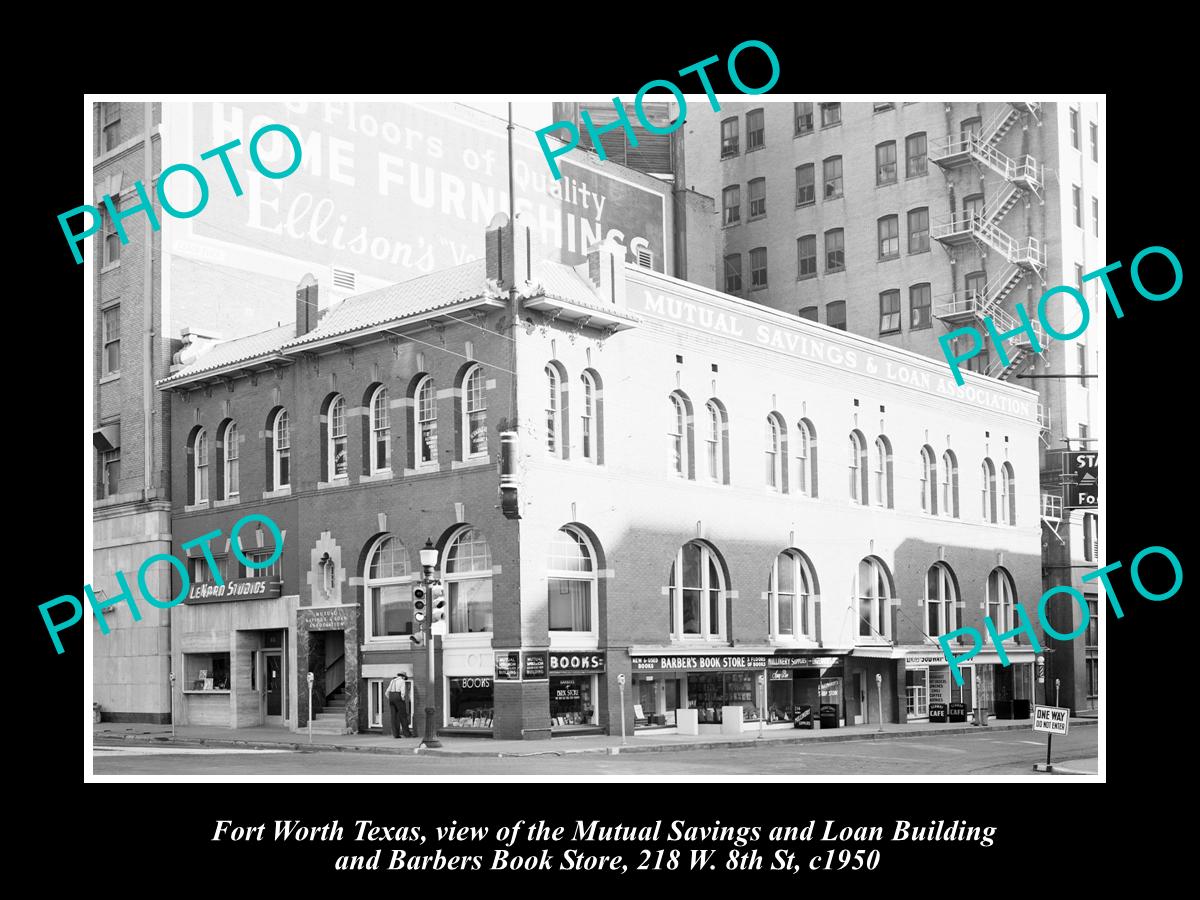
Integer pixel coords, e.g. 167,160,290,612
94,719,1097,759
1032,762,1097,775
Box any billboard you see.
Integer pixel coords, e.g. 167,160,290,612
162,101,669,340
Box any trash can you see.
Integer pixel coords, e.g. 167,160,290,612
973,706,989,726
818,704,839,729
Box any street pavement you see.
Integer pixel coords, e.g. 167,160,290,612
94,728,1098,776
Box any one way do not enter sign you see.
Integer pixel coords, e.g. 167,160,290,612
1033,705,1070,735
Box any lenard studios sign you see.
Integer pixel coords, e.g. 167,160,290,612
185,577,282,605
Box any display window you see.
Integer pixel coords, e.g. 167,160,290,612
549,676,596,727
686,672,761,724
447,676,493,729
184,652,230,691
633,675,680,727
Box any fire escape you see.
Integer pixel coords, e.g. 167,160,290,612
930,102,1046,381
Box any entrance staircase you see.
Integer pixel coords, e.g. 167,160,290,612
308,686,348,734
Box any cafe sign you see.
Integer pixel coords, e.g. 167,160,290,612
185,577,282,605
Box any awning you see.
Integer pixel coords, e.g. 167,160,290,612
849,645,905,660
93,423,120,452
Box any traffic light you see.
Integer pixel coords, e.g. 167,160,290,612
413,584,427,623
430,580,446,622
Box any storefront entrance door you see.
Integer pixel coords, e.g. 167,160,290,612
263,651,283,726
850,673,864,725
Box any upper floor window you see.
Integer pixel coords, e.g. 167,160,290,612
926,564,958,637
668,392,689,477
826,300,847,331
981,458,998,523
415,375,438,467
222,421,239,499
769,550,816,640
748,177,766,219
795,164,815,206
848,431,867,504
463,365,488,459
1072,185,1082,228
797,235,817,279
548,528,598,633
878,216,899,259
910,283,932,330
328,395,348,480
906,132,927,177
580,370,599,463
825,228,845,272
986,568,1017,641
746,108,765,150
766,414,785,491
191,428,209,504
749,247,768,289
876,141,897,185
103,198,121,265
99,441,121,500
908,207,929,254
724,254,742,293
1069,106,1080,149
667,541,726,639
795,418,817,497
705,400,728,484
820,102,841,128
445,527,493,634
1000,462,1017,525
941,450,959,517
722,185,741,226
794,102,813,135
798,306,818,322
961,116,982,142
102,306,121,374
1083,512,1098,563
855,557,893,640
272,409,291,489
370,386,392,473
1092,197,1100,237
920,446,937,514
366,536,415,639
720,117,739,158
545,364,565,458
873,436,893,508
823,156,843,200
101,102,121,153
1089,121,1098,162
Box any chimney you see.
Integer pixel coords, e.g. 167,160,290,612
585,236,627,308
295,273,318,337
485,212,537,291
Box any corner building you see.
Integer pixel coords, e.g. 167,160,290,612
158,216,1044,739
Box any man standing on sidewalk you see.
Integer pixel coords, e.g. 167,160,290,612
386,673,414,739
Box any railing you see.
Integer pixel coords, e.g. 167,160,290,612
981,103,1018,144
1041,493,1063,519
982,183,1020,223
325,654,345,700
933,289,987,319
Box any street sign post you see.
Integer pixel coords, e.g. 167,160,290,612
1034,678,1069,770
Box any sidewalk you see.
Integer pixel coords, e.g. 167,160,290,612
94,716,1098,759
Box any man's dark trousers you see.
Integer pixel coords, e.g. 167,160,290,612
389,694,413,737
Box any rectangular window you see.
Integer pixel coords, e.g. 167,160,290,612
879,290,901,334
825,229,844,271
276,415,291,487
746,109,765,150
873,102,894,112
823,156,843,199
243,549,282,582
795,164,815,206
720,117,739,158
908,207,929,253
372,584,414,637
826,301,847,331
102,306,120,374
1086,658,1098,700
226,430,239,497
101,102,121,153
1075,262,1084,286
1073,185,1082,227
103,198,121,265
184,652,230,692
548,579,592,631
878,215,899,259
722,185,740,226
1090,122,1098,162
723,254,742,294
447,676,494,730
796,235,817,278
1078,342,1088,387
331,403,348,477
1092,197,1099,236
798,306,818,322
906,132,927,177
750,247,768,289
1069,107,1080,149
99,447,121,499
794,102,813,135
748,178,766,219
910,283,932,330
820,103,841,127
876,141,897,185
1083,514,1096,564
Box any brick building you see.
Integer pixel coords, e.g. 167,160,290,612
155,217,1045,740
681,100,1103,714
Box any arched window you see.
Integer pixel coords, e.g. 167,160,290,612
444,528,493,634
855,557,893,640
848,431,868,504
667,541,725,639
272,409,290,489
981,458,997,523
1001,462,1016,525
414,376,437,467
926,563,958,636
769,550,816,639
986,567,1017,641
920,446,937,514
580,371,596,463
327,395,348,480
668,393,686,477
547,528,597,633
365,536,415,639
766,415,784,490
705,400,727,483
796,419,817,497
462,365,488,459
941,450,958,518
192,427,209,504
369,386,391,473
873,436,893,508
222,421,239,499
545,364,565,458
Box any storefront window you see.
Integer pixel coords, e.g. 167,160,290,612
634,676,680,727
445,528,493,633
550,676,595,727
366,536,415,639
367,680,384,729
184,652,230,691
687,672,760,724
905,669,929,717
547,528,596,632
447,677,493,729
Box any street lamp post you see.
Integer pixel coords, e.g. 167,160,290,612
875,673,884,733
616,674,627,745
419,539,442,749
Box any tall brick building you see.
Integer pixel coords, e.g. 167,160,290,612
682,100,1103,714
154,217,1045,740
